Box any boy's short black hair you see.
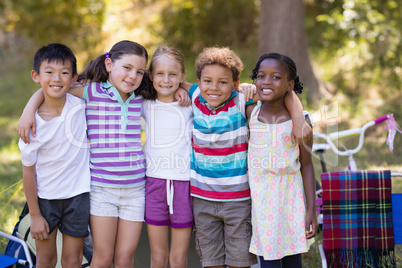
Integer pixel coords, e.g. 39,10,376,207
33,43,77,75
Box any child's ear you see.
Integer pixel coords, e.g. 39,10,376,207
71,73,78,85
233,81,240,92
181,72,187,83
105,58,113,72
287,80,295,92
31,70,40,83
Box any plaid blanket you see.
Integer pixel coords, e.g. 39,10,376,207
321,170,395,268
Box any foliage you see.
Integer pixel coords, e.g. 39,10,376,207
305,0,401,99
0,0,106,65
152,0,258,54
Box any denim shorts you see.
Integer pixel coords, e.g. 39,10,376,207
90,184,145,222
193,198,257,267
145,176,193,228
38,192,90,237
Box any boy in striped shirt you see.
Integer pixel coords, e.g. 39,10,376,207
183,47,308,268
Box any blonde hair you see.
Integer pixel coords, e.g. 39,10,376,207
149,46,185,74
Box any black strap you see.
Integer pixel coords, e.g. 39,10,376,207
24,227,31,241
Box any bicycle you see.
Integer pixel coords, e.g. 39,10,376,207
311,113,402,268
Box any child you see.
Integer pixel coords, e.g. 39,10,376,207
18,43,90,268
246,53,317,268
142,46,193,268
17,40,190,268
181,47,310,268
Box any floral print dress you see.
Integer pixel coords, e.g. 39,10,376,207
248,101,314,260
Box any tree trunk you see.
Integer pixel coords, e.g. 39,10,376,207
258,0,329,104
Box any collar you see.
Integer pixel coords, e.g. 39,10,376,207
198,90,238,109
101,80,134,96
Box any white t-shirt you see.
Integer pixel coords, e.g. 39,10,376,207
19,93,90,199
142,100,193,181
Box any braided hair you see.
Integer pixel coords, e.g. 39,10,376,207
250,53,303,94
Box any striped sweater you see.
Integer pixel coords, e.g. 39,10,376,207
189,84,252,201
83,81,145,188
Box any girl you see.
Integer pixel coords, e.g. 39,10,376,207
246,53,317,268
17,41,189,268
142,46,193,268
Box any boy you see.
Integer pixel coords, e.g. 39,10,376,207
19,43,90,268
183,47,309,268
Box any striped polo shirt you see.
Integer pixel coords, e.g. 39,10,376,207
189,84,253,202
83,81,145,188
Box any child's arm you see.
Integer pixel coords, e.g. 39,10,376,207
17,89,45,144
179,80,192,92
22,165,50,240
175,80,193,107
298,119,317,239
238,83,257,102
175,88,191,107
246,103,257,121
17,84,84,144
284,91,312,145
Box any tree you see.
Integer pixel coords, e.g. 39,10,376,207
258,0,329,104
155,0,258,54
0,0,105,64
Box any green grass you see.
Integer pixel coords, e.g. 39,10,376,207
0,116,27,252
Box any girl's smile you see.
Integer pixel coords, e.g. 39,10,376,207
105,54,147,101
256,58,293,102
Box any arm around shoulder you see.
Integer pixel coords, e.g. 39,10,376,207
284,91,312,145
17,88,45,144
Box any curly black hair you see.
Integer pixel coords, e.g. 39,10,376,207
250,52,303,94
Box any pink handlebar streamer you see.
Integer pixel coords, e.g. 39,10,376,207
385,114,402,153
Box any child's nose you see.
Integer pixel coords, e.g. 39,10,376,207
129,71,137,80
163,74,169,82
53,73,61,82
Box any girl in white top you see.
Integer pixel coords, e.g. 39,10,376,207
142,46,193,268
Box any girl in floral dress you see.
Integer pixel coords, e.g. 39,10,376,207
246,53,317,268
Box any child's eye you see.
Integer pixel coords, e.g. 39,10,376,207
219,81,227,84
62,72,70,75
137,71,144,76
257,74,264,79
124,66,130,70
273,76,281,80
170,73,177,76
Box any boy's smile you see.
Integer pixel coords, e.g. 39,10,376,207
198,64,239,108
31,59,76,100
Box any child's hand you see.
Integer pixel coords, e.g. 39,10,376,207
175,87,191,107
238,83,256,102
30,214,50,240
305,210,318,239
291,121,312,146
17,111,37,144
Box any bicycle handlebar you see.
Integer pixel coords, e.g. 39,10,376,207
313,114,391,157
374,115,389,125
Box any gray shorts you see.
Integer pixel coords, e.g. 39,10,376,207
38,192,90,237
193,198,257,267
